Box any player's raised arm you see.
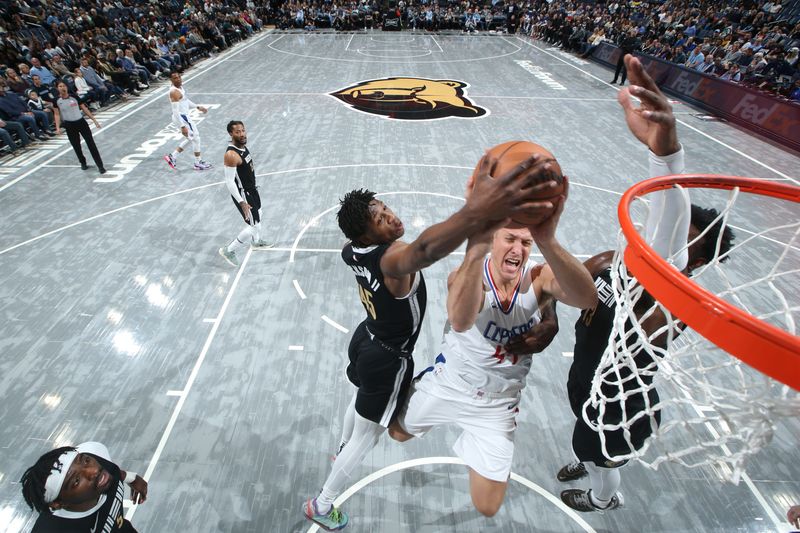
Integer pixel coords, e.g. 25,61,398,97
446,228,494,332
381,155,557,278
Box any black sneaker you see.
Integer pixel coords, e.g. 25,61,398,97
561,489,623,513
99,167,107,174
557,461,587,482
81,163,89,170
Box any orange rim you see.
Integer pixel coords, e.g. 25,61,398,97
618,175,800,391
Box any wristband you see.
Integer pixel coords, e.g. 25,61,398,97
125,471,139,484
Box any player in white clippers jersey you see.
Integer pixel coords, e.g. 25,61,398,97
390,163,598,518
163,71,212,171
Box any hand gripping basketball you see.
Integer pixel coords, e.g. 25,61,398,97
466,151,560,227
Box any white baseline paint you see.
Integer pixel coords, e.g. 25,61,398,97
293,279,307,299
321,315,349,334
268,35,521,63
0,30,276,193
430,35,444,52
511,36,798,184
202,318,218,324
165,390,184,397
288,345,304,351
126,248,254,521
304,456,596,533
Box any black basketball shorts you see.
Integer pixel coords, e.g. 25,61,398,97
346,321,414,427
231,187,261,225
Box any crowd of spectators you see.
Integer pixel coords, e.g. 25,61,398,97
270,0,799,99
1,0,267,156
525,1,800,100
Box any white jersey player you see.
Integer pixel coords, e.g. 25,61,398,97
163,72,212,171
390,168,598,518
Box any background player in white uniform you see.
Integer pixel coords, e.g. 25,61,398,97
163,71,211,171
390,167,598,517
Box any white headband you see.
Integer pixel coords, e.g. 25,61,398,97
43,442,112,504
43,450,78,504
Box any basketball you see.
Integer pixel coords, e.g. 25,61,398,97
471,141,565,227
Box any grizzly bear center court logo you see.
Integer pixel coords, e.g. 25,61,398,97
330,77,488,120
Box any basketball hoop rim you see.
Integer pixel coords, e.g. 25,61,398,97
618,174,800,391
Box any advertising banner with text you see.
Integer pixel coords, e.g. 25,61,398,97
591,42,800,153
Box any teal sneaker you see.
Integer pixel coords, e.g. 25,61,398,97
303,498,348,531
252,239,275,249
218,247,239,266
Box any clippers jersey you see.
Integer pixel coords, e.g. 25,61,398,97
342,243,426,352
226,145,256,191
441,257,541,395
171,86,191,126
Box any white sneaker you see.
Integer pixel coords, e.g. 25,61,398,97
193,160,213,170
252,239,275,249
218,247,239,266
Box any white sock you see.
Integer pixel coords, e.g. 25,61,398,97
316,413,384,512
585,462,621,506
253,221,262,243
338,391,358,453
171,149,181,159
194,155,201,164
227,226,256,255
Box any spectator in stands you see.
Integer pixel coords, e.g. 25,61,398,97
0,117,31,154
29,56,56,85
94,53,141,96
26,89,54,123
72,68,100,110
116,48,150,86
721,63,743,82
0,84,52,140
17,63,33,84
30,75,55,104
49,54,71,77
686,45,706,69
4,68,29,95
789,79,800,101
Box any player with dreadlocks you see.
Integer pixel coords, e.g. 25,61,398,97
303,157,561,530
20,442,148,532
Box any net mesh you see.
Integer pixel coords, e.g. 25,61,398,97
584,181,800,484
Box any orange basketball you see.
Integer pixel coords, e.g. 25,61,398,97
471,141,565,227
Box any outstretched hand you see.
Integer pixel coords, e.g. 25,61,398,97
617,55,679,157
467,154,559,225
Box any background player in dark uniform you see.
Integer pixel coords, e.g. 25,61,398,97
303,156,562,530
557,55,735,513
218,120,273,266
20,441,148,532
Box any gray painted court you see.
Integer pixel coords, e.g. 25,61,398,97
1,31,798,533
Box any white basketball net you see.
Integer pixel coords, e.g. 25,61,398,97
583,182,800,484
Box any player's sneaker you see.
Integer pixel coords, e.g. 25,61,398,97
252,239,275,249
561,489,623,513
193,160,213,171
303,498,348,531
164,154,176,169
557,461,587,482
218,247,239,267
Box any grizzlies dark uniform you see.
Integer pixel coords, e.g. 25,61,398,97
568,267,660,467
227,144,261,224
343,242,427,427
